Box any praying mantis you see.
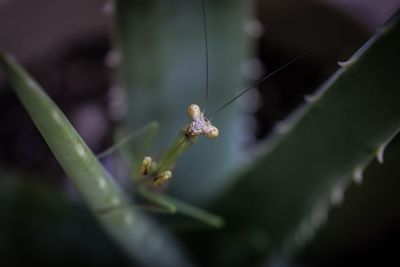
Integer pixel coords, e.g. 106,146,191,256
96,102,223,227
140,104,218,187
98,0,309,227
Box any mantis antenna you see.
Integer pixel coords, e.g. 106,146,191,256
209,41,344,118
209,53,306,118
201,0,209,100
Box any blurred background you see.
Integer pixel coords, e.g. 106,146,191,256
0,0,399,266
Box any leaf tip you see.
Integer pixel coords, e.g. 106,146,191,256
376,128,400,164
274,120,290,135
352,165,364,185
376,145,385,164
304,91,322,103
337,58,356,68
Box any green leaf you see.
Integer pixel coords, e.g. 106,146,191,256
192,13,400,266
0,52,193,267
0,173,129,265
296,133,400,266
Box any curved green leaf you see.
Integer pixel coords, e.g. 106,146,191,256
297,133,400,266
192,13,400,266
0,52,193,267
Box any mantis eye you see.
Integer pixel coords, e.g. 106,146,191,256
206,126,219,139
188,104,201,120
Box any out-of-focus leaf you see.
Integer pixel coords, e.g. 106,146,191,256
0,52,193,267
187,13,400,267
0,174,130,266
296,134,400,266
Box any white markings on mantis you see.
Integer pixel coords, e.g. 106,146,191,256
187,104,219,139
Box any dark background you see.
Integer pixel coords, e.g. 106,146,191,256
0,0,399,266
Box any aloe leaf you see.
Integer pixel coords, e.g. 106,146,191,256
0,52,193,267
296,134,400,266
192,13,400,266
0,173,129,265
